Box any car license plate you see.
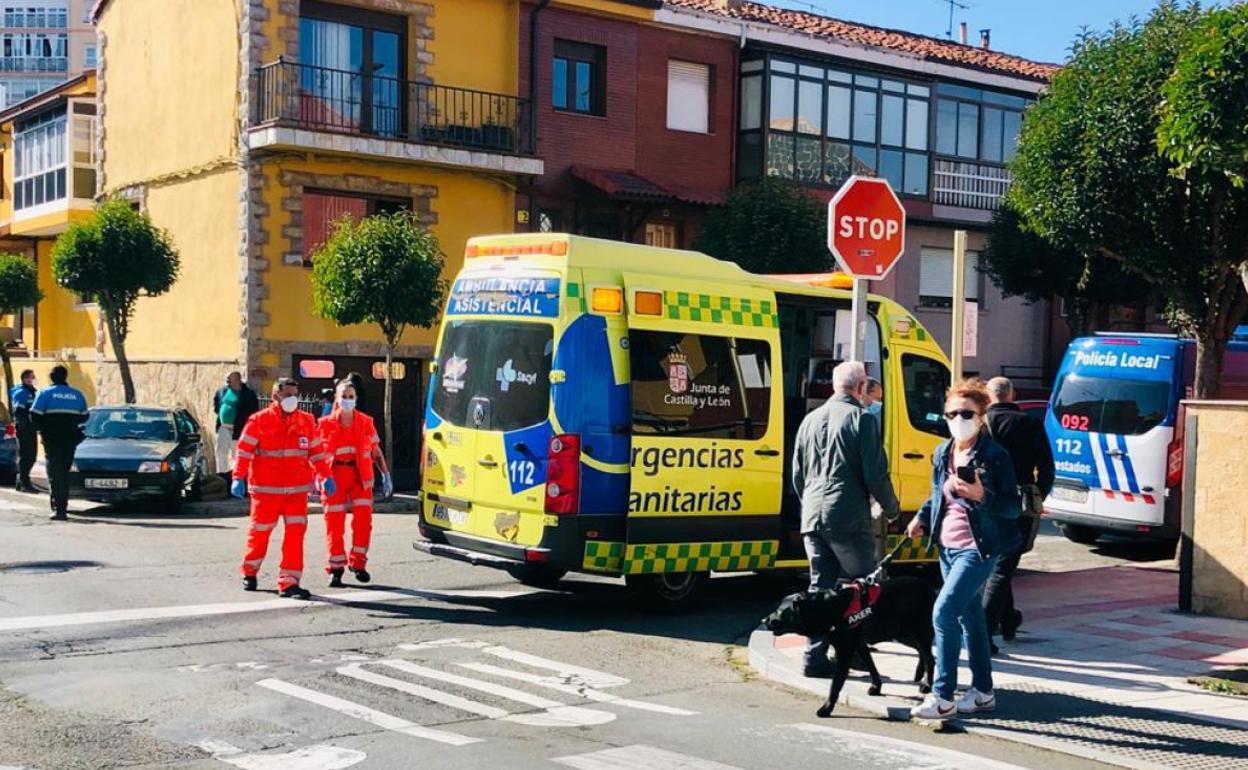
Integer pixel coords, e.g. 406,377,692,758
1051,486,1087,504
431,503,469,527
85,478,128,489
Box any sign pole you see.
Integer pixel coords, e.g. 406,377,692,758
849,276,869,363
950,229,967,385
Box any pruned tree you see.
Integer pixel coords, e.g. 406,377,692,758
311,211,447,465
52,198,180,404
0,254,43,403
694,176,830,274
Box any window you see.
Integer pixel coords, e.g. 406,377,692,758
13,108,66,211
630,330,772,440
300,1,405,136
0,32,68,71
537,208,563,233
553,39,605,116
644,222,679,249
298,359,336,379
302,190,410,263
70,100,95,199
0,77,60,106
1052,374,1171,436
371,361,406,380
83,44,95,68
667,60,710,134
431,320,553,432
902,354,950,438
918,247,979,308
3,5,68,28
934,83,1030,165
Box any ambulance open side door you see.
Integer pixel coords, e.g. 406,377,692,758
621,274,784,579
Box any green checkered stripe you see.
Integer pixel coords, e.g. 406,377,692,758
623,540,777,575
885,535,937,563
583,540,624,573
664,291,778,328
566,281,586,313
895,316,928,342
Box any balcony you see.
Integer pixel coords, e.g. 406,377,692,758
0,56,68,73
251,60,542,176
933,158,1011,211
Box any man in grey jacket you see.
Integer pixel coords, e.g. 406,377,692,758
792,360,901,675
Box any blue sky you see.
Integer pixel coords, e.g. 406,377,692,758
765,0,1185,64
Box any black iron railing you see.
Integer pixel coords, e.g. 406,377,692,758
255,60,533,157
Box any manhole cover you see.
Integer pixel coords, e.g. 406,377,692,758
0,560,104,574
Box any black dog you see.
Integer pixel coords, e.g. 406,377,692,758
762,576,936,718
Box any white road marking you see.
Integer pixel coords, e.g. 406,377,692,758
458,662,697,716
783,724,1030,770
195,739,366,770
396,640,628,688
552,744,744,770
0,587,526,633
255,678,480,746
376,659,615,726
400,638,491,651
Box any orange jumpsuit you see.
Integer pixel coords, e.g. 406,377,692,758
317,410,380,573
234,405,332,591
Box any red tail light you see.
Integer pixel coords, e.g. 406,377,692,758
1166,437,1184,488
3,423,13,439
544,433,581,515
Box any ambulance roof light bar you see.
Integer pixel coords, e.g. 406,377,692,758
465,240,569,259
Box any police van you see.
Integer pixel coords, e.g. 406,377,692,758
415,234,951,606
1044,334,1248,545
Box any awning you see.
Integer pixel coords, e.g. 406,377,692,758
570,165,723,206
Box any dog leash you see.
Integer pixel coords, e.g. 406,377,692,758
863,537,911,585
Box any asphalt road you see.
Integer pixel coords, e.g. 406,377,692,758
0,491,1143,770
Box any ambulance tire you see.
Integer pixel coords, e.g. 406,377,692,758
1060,524,1101,545
506,564,567,589
625,571,706,611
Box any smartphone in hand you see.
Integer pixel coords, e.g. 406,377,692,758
956,465,977,484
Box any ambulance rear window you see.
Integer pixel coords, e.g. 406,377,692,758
1052,374,1170,436
431,320,553,432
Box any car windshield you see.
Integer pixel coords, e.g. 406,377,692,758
1052,374,1171,435
84,409,178,441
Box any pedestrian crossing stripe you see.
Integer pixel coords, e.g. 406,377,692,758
885,535,937,563
623,540,778,574
582,540,624,573
664,291,778,328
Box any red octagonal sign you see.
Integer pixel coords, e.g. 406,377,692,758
827,175,906,280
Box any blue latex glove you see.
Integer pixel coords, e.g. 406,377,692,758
230,479,247,499
381,472,393,499
321,477,337,498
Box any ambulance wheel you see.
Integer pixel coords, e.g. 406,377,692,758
1060,524,1101,545
506,564,566,589
626,571,706,610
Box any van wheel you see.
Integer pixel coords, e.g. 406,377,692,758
506,565,566,589
1060,524,1101,545
626,571,706,611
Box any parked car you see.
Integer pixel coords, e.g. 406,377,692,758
1016,399,1049,422
31,405,207,513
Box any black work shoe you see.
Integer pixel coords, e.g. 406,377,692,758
328,569,344,588
242,576,257,592
351,568,371,584
1002,609,1023,641
49,511,67,521
280,585,312,600
803,661,834,678
990,640,1001,656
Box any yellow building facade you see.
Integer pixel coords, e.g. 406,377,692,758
91,0,542,476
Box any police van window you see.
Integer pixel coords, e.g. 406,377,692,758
431,320,553,432
1052,374,1170,435
630,330,771,440
901,354,950,437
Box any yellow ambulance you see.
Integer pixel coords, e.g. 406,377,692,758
416,234,951,607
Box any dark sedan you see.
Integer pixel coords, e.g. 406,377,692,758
32,406,207,512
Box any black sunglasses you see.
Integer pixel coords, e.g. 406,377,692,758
944,409,979,420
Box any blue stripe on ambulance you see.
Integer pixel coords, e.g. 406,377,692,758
1115,434,1141,494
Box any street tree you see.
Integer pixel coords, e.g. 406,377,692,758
52,198,180,404
311,211,447,465
694,177,830,274
0,254,42,403
1008,2,1248,397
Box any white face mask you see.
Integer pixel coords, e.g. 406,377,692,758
946,415,980,442
280,395,299,413
338,398,356,413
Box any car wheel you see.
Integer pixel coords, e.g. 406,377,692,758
1060,523,1101,545
625,571,706,611
505,564,566,589
186,462,205,503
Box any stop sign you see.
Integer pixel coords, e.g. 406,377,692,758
827,176,906,280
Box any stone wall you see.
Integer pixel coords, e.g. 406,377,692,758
1186,401,1248,620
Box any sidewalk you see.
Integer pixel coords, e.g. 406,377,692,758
750,563,1248,770
0,486,420,516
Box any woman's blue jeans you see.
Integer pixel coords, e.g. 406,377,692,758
933,547,998,701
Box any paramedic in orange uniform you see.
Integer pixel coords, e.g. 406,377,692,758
318,379,392,587
232,377,335,599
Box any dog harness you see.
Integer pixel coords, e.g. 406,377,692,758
843,581,883,628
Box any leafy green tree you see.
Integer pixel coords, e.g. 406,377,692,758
694,177,830,274
52,198,180,404
0,254,43,403
311,211,447,464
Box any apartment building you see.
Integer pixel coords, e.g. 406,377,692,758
0,0,94,107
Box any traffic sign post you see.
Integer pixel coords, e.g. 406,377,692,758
827,176,907,365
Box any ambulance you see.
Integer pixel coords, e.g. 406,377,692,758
415,234,951,607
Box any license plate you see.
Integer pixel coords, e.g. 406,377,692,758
431,503,469,527
85,477,128,489
1051,486,1087,504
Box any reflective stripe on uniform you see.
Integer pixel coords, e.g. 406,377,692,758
255,448,308,458
236,450,254,460
328,554,347,563
351,546,368,554
249,484,313,495
239,435,259,445
323,503,346,513
243,558,263,567
251,522,275,532
310,452,330,463
284,515,308,525
351,498,372,507
334,446,355,456
310,438,323,447
279,570,302,579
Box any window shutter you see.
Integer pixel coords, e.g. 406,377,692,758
304,192,368,262
667,60,710,134
919,248,978,300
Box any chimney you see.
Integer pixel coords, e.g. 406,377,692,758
980,28,991,49
958,22,967,45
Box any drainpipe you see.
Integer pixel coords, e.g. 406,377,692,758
527,0,551,233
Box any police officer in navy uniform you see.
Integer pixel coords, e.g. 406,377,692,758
30,365,88,521
9,369,38,492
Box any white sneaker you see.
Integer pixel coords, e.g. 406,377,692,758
911,693,957,720
956,688,996,714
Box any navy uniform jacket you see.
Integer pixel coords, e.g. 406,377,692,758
31,383,89,448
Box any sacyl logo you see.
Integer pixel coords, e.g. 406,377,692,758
495,359,537,392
